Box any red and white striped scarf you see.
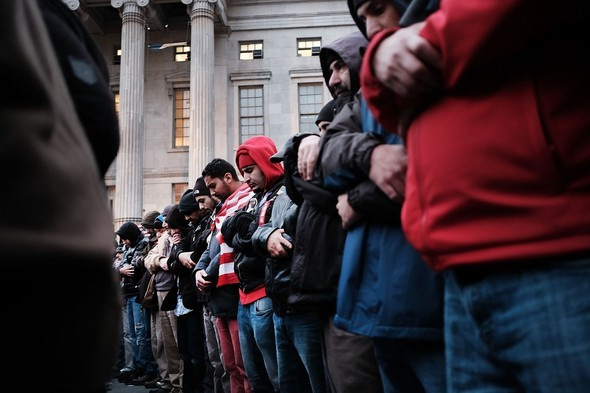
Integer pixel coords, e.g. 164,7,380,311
215,182,254,287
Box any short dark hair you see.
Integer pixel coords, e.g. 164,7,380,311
202,158,239,181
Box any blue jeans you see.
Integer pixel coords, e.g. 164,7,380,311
127,297,158,375
373,338,445,393
273,312,327,393
445,256,590,392
237,297,279,392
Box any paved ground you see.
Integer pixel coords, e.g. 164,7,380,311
108,379,151,393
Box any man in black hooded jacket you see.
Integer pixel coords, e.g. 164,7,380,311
276,32,385,393
116,222,156,385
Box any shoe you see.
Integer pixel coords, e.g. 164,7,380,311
131,374,153,385
156,380,169,388
117,368,133,383
144,376,160,389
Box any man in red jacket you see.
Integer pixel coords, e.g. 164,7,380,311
361,1,590,391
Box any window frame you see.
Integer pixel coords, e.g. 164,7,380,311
238,85,265,144
173,183,188,204
298,83,324,133
174,45,191,62
173,88,190,148
297,38,322,57
113,46,121,65
239,41,264,60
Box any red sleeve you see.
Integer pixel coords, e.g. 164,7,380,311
420,0,576,88
360,27,401,133
361,0,578,130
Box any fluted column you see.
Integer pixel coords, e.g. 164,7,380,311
112,0,148,227
183,0,216,184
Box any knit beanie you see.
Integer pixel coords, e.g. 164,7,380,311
165,204,190,230
323,49,341,73
315,100,337,126
178,188,200,214
193,177,210,197
161,204,174,218
348,0,411,38
116,221,141,242
141,210,161,228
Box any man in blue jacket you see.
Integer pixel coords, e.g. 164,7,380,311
316,1,445,392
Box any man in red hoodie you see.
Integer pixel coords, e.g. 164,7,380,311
361,1,590,391
220,136,285,392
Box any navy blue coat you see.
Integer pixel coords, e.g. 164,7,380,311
319,94,444,340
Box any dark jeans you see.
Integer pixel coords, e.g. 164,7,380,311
237,297,278,392
177,308,213,393
373,338,445,393
274,311,327,393
446,256,590,392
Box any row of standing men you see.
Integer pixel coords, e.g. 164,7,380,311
113,2,446,393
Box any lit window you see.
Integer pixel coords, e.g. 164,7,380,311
239,86,264,143
298,83,323,133
174,89,190,147
240,41,263,60
114,93,120,116
173,183,188,203
113,47,121,64
297,38,321,57
175,46,191,62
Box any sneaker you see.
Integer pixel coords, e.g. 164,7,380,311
117,368,134,383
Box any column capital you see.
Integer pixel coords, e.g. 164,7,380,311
111,0,149,9
61,0,80,10
181,0,217,5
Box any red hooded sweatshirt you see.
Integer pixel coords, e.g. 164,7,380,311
235,135,284,191
361,0,590,270
233,135,284,304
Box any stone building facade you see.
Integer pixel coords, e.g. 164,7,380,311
66,0,356,226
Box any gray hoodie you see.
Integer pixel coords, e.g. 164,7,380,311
319,31,368,99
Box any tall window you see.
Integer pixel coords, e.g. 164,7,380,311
297,38,321,57
240,41,263,60
114,93,120,116
173,183,188,203
239,86,264,143
298,83,323,133
174,46,191,62
174,88,190,147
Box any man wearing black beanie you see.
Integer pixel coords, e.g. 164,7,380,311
179,188,201,222
315,100,336,129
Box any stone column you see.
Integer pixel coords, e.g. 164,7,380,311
182,0,216,184
112,0,148,227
